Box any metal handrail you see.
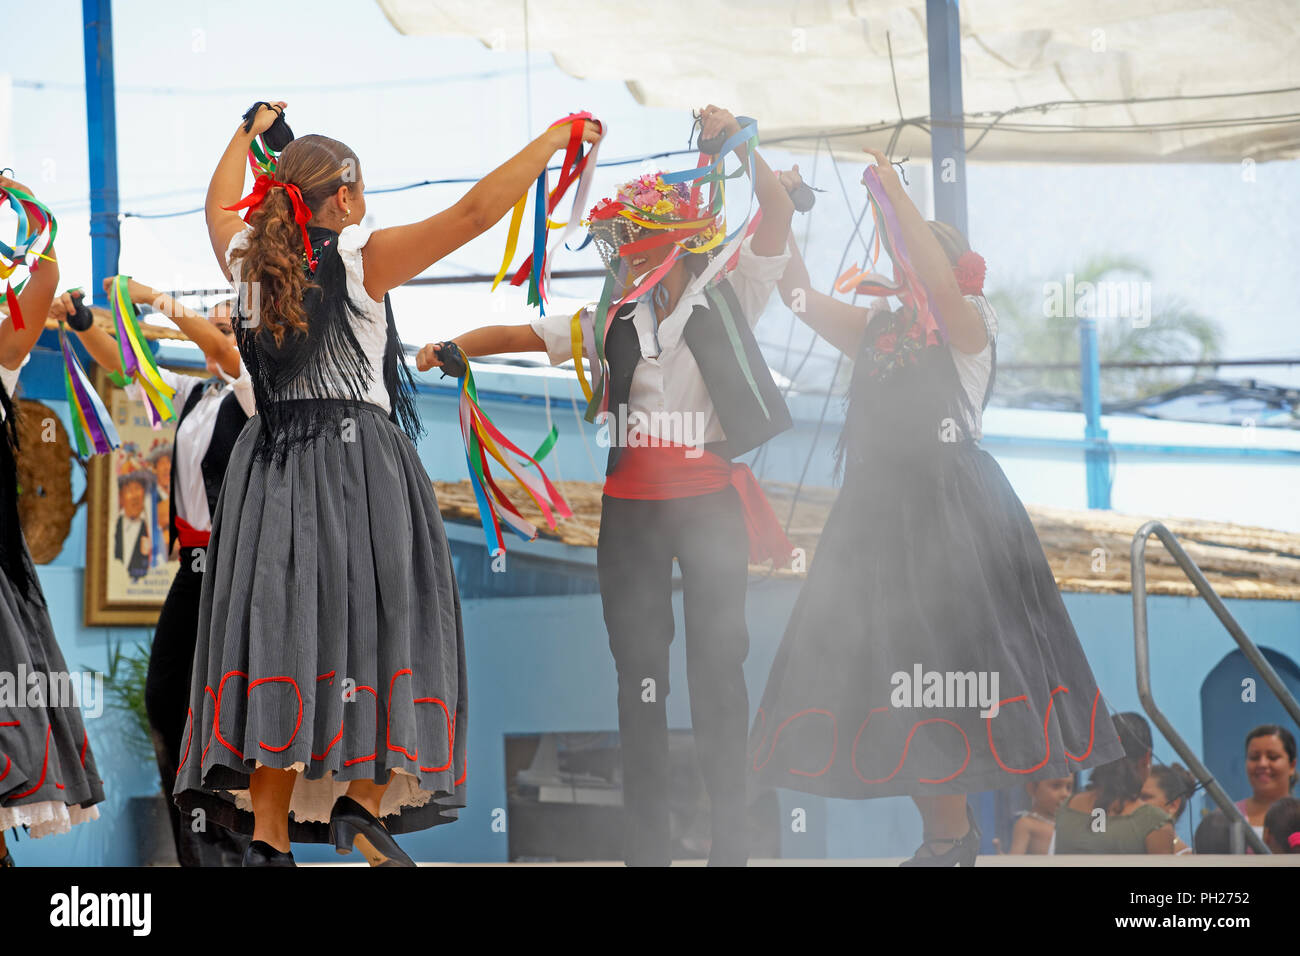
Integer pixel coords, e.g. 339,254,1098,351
1131,520,1300,855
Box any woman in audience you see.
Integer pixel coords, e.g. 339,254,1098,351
1054,712,1177,854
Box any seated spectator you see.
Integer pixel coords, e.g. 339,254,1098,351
1263,796,1300,854
1235,725,1297,845
1001,777,1073,855
1054,712,1176,854
1140,763,1195,854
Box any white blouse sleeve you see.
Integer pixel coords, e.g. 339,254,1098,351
0,354,30,410
529,306,593,368
729,235,791,327
336,224,383,308
214,354,257,417
225,227,253,273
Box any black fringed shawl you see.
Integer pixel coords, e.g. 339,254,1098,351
234,225,423,462
0,378,40,602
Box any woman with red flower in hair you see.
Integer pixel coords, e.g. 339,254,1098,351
747,149,1123,866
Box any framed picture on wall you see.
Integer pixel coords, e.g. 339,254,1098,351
84,363,203,626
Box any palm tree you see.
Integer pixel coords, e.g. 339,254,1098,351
987,255,1222,404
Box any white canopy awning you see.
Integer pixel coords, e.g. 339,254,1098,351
376,0,1300,163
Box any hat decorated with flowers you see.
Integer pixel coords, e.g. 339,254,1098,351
584,171,721,275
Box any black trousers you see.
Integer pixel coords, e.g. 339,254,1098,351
144,546,246,866
598,488,751,866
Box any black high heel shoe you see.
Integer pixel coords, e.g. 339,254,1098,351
242,840,296,867
1,849,15,867
329,796,416,867
900,803,982,867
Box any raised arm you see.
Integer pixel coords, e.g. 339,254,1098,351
697,106,794,258
0,176,59,369
206,102,286,281
362,120,603,301
115,278,240,378
776,231,873,357
864,149,986,354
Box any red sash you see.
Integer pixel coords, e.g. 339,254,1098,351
174,515,211,550
603,444,794,568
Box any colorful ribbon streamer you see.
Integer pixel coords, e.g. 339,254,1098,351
837,166,950,346
59,322,120,456
493,113,603,314
108,276,177,427
457,361,572,554
0,184,58,330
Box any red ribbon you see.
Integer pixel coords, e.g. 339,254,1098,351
223,173,317,272
3,285,23,331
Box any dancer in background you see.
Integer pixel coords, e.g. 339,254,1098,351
419,104,795,865
55,277,254,866
0,174,104,865
747,153,1124,865
175,102,602,866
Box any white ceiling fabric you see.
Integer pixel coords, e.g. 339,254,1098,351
376,0,1300,163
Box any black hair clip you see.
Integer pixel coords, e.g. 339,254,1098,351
66,289,94,332
433,341,467,379
241,102,295,152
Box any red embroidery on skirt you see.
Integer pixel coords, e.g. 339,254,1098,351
752,681,1101,786
248,676,303,753
11,726,50,798
190,668,465,785
342,686,379,767
850,708,971,785
179,708,193,771
386,670,418,762
413,697,454,773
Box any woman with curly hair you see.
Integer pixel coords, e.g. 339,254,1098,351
174,102,601,866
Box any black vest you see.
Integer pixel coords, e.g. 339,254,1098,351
168,380,250,546
603,279,793,474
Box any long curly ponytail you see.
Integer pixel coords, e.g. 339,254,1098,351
229,134,360,345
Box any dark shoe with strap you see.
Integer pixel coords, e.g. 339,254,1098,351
329,796,416,867
900,803,982,867
242,840,296,867
1,849,15,867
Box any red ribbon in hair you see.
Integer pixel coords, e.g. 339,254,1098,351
223,173,317,272
954,250,986,296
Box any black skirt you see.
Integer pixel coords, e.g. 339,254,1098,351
749,320,1124,798
750,440,1125,798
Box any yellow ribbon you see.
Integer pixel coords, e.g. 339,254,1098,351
492,194,529,291
570,307,592,402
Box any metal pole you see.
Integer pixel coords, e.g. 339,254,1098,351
925,0,968,238
1131,520,1300,854
82,0,120,307
1079,316,1111,508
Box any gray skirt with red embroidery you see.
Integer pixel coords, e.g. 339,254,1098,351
749,440,1125,798
0,541,104,838
173,401,466,842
